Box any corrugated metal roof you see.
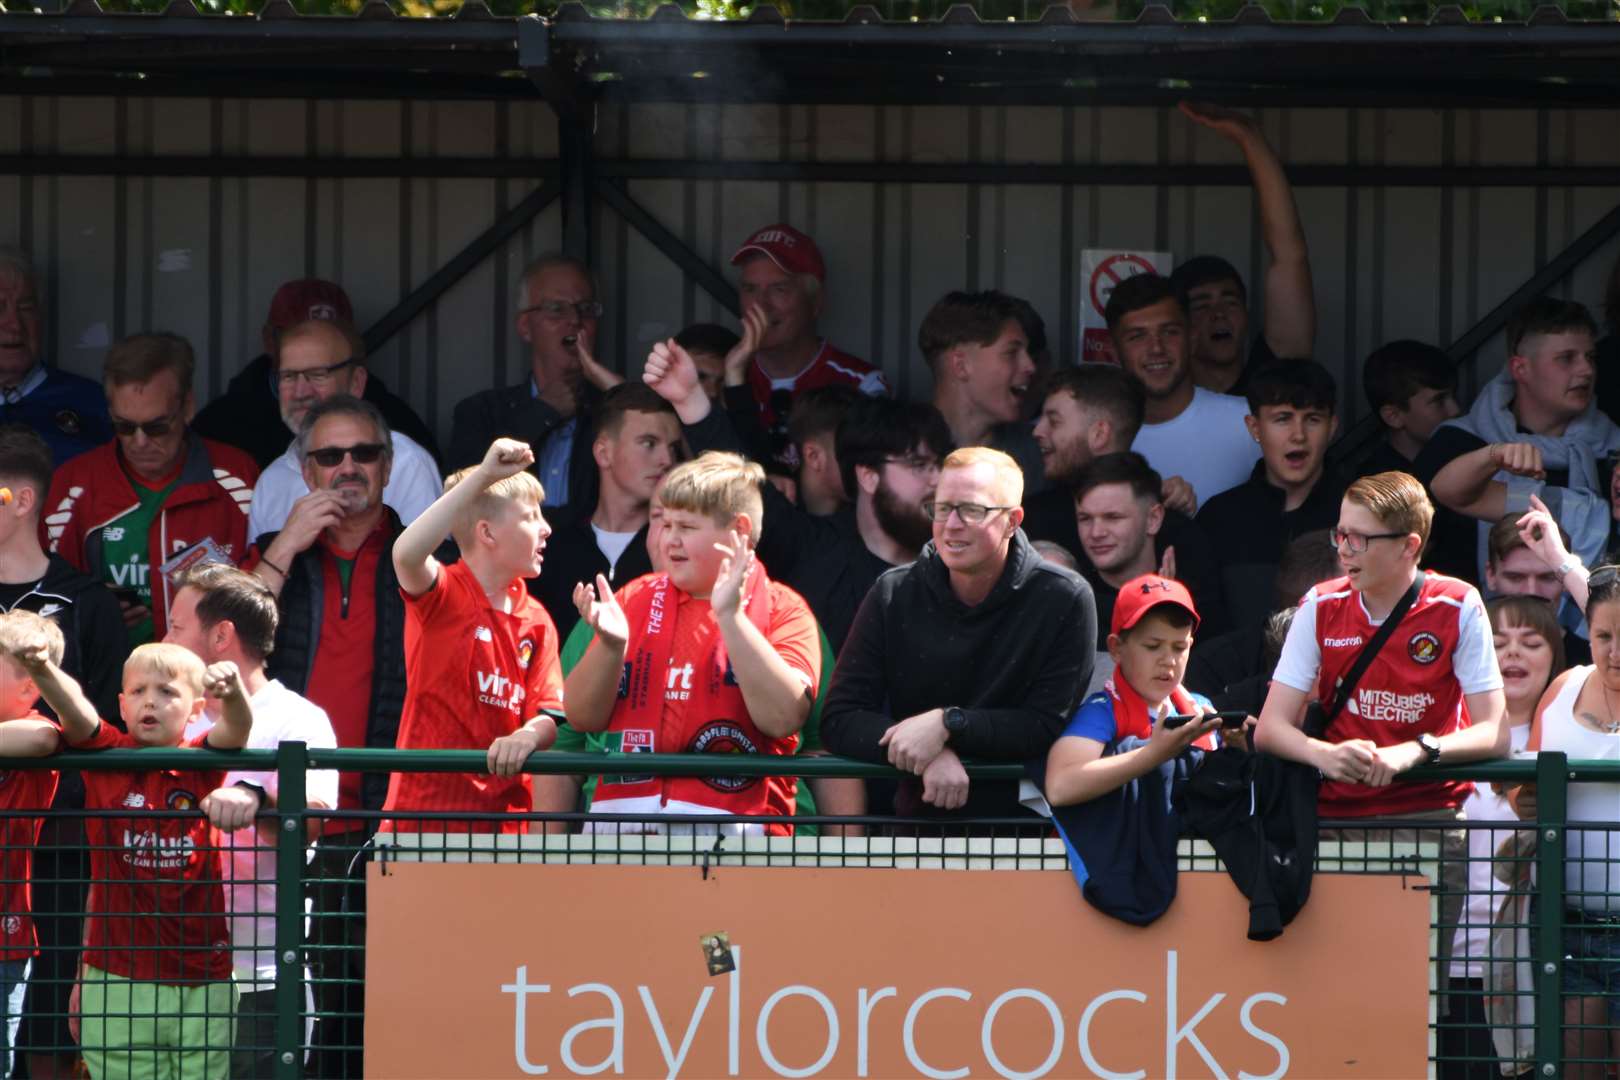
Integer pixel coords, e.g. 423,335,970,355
1,2,1618,103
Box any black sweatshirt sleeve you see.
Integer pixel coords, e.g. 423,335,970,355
950,587,1095,761
78,581,132,728
819,585,896,763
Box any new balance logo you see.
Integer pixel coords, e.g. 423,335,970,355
474,626,493,643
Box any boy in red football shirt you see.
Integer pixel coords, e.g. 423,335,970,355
0,611,70,1074
566,451,820,835
381,438,564,833
17,635,252,1080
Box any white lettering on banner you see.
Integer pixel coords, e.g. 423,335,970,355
1350,688,1435,725
499,949,1291,1079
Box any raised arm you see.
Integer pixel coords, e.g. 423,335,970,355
0,717,62,757
201,662,253,751
1518,493,1591,611
393,438,535,597
559,574,631,735
12,640,101,745
1431,442,1545,523
710,536,813,739
1180,101,1315,359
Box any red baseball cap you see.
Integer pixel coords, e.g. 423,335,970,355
265,279,354,332
1111,574,1201,637
730,224,826,283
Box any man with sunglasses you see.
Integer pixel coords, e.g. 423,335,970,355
193,277,439,470
245,318,441,539
242,394,407,1080
44,332,258,644
823,446,1094,820
449,254,606,509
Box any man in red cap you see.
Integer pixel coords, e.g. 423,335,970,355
193,278,439,470
727,224,888,469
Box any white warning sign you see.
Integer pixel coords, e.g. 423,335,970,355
1080,249,1173,364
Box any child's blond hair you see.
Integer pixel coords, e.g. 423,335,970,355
0,609,65,669
123,643,206,698
442,465,544,547
659,452,765,542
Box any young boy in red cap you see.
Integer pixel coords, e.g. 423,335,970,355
1044,574,1222,805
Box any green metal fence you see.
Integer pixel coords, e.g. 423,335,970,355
0,747,1615,1080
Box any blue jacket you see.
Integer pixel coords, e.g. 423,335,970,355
0,367,110,465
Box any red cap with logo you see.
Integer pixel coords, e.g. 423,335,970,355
1111,574,1201,637
730,224,826,283
265,279,354,332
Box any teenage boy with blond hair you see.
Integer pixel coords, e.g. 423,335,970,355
565,451,820,834
0,610,68,1073
380,438,565,833
16,637,253,1080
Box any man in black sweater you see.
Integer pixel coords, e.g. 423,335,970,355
1196,360,1347,633
822,447,1094,820
643,340,951,653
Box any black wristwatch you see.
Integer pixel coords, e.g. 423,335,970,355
943,706,968,741
1416,733,1442,766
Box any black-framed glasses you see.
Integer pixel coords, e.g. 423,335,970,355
111,411,183,439
518,300,604,321
922,500,1016,525
276,357,358,389
307,442,386,468
1329,527,1408,555
885,454,942,475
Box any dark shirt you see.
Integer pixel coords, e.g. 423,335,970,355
1022,485,1229,638
1353,439,1421,482
193,354,440,472
1594,334,1620,429
1195,460,1348,633
822,531,1095,819
528,505,651,642
0,368,112,466
1227,334,1281,398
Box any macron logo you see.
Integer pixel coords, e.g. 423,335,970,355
1324,635,1364,648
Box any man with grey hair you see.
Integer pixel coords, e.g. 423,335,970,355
244,393,405,1080
0,247,111,464
246,317,440,537
448,253,603,507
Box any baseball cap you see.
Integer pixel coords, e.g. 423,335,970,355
730,224,826,283
266,279,354,332
1111,574,1200,637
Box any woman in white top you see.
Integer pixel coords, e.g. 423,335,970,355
1443,596,1561,1079
1510,563,1620,1078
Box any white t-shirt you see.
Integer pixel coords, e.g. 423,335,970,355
186,679,339,985
1130,386,1259,507
1272,586,1502,697
246,430,441,541
591,524,638,575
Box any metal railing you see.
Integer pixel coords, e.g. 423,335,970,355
0,746,1615,1080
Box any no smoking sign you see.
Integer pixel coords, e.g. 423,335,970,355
1079,248,1172,364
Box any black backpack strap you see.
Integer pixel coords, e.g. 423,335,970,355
1324,571,1426,723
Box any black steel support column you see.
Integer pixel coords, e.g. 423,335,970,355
596,178,740,315
521,15,593,265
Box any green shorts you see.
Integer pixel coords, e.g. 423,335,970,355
79,965,237,1080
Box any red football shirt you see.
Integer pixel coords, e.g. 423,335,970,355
0,712,59,963
74,723,230,984
381,560,564,833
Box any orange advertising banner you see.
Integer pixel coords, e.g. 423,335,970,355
365,864,1430,1079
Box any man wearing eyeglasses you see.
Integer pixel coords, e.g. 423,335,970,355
448,254,605,509
192,277,440,471
44,333,259,644
245,319,441,540
822,446,1094,820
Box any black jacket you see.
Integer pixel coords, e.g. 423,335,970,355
683,407,896,653
1186,625,1274,717
529,504,652,641
823,530,1095,818
1194,461,1348,633
448,381,600,511
1023,487,1229,637
0,556,130,808
1180,748,1320,941
260,512,407,812
193,353,440,472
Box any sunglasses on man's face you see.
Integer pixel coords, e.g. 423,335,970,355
110,413,181,439
307,442,386,468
